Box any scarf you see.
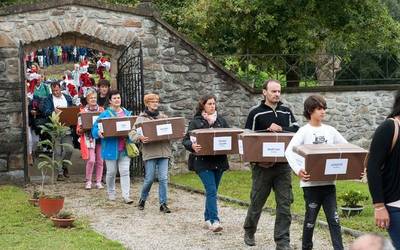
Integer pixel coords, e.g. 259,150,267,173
84,104,100,112
144,108,159,118
202,111,217,126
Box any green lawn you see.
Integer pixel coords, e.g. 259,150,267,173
170,170,387,234
0,185,123,250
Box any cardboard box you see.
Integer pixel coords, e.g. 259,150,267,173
78,111,102,131
99,116,138,137
58,106,80,126
293,143,368,181
135,117,185,142
189,128,244,155
238,132,294,163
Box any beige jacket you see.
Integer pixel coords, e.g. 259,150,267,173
128,111,172,161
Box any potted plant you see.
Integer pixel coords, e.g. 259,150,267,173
28,189,40,206
339,190,369,217
50,210,76,228
36,112,72,217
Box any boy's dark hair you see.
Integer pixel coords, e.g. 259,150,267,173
108,89,120,101
98,79,110,87
50,80,61,89
388,90,400,118
303,94,327,120
196,94,217,114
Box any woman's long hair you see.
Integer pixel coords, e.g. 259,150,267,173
195,94,217,114
388,90,400,118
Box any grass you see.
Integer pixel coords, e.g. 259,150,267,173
170,170,387,234
0,185,124,250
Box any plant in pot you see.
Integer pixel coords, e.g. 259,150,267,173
339,190,369,217
36,112,73,217
28,188,40,206
50,210,76,228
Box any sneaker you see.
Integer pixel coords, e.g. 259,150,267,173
123,198,133,204
85,182,92,190
108,194,116,201
63,167,70,178
95,182,104,189
138,199,145,210
203,220,212,230
160,204,171,213
211,221,223,232
244,231,256,246
57,174,65,181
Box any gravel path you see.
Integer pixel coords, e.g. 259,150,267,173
44,181,354,249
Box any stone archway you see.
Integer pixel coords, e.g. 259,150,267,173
0,0,256,184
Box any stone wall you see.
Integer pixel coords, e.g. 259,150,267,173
0,1,398,181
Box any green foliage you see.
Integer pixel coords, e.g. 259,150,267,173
0,186,123,250
55,210,73,219
339,190,369,208
37,112,72,191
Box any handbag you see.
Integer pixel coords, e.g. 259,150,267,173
126,141,140,158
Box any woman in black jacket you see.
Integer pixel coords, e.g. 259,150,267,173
183,94,229,233
367,91,400,249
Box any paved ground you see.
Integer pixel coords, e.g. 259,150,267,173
34,181,355,250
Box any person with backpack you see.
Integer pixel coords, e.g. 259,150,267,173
367,90,400,249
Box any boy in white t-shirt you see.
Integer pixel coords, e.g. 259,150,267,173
285,95,346,250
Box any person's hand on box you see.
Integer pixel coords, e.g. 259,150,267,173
98,130,104,139
192,143,202,153
298,169,310,181
139,136,149,143
267,123,282,132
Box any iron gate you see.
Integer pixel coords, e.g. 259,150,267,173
117,40,145,177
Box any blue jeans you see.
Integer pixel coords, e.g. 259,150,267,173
387,206,400,249
141,158,169,205
197,169,224,223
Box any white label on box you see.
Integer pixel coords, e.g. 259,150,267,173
324,159,348,175
98,123,104,133
213,136,232,151
238,139,243,155
116,121,131,131
136,127,143,136
190,136,197,144
92,116,99,125
156,123,173,136
262,142,285,157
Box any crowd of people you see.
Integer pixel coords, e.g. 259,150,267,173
26,65,399,249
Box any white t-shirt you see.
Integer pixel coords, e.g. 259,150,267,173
52,95,68,109
285,123,348,187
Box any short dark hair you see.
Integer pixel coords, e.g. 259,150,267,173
98,79,110,87
303,94,327,120
50,81,61,89
262,79,281,90
196,94,217,114
108,89,120,101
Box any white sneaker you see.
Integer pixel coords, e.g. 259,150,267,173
108,194,116,201
123,198,133,204
211,221,223,232
85,182,92,190
203,220,212,230
95,182,104,189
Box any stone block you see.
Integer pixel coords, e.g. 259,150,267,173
162,47,175,57
177,50,190,56
0,61,5,72
123,19,142,28
0,48,18,58
8,153,23,171
0,34,16,48
164,64,189,73
0,170,24,186
191,64,207,73
0,158,7,172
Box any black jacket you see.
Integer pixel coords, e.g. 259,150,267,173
182,113,230,173
367,119,400,204
245,100,299,132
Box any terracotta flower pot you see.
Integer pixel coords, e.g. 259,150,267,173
50,216,75,228
28,198,39,206
39,196,64,217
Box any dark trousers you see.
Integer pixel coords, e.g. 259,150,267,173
302,185,343,250
244,164,293,250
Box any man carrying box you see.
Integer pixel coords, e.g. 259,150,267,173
243,79,299,249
